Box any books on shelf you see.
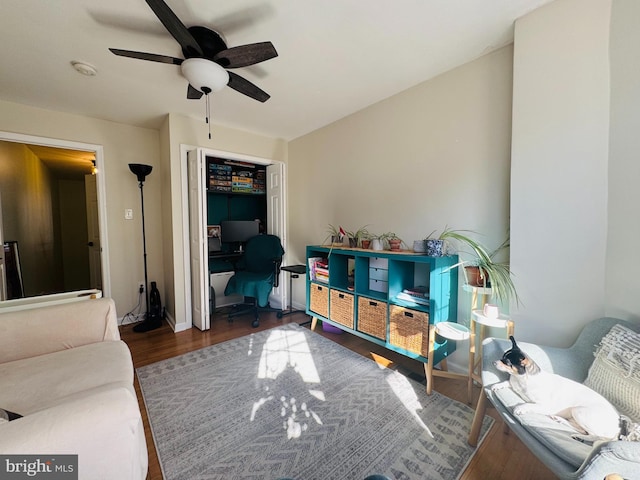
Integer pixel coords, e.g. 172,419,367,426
308,257,329,283
396,292,430,305
403,286,428,296
396,286,429,305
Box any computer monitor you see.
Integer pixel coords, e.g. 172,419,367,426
220,220,260,250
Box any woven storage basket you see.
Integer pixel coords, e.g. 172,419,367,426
357,297,387,340
330,289,354,329
389,305,430,357
309,283,329,318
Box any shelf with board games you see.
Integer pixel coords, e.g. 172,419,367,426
305,245,460,384
207,156,266,195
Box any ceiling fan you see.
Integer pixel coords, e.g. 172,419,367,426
109,0,277,103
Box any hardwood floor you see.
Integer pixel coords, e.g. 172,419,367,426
120,310,557,480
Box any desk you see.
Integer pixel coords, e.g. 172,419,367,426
209,252,243,278
278,265,308,323
209,251,243,261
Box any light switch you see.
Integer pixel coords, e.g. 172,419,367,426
125,209,133,220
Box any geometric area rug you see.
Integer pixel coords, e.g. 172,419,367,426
137,323,494,480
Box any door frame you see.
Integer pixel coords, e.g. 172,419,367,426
180,144,287,330
0,131,111,299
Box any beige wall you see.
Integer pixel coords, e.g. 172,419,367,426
0,141,57,295
163,113,287,330
0,100,162,316
58,178,89,291
510,0,612,345
289,47,514,335
606,0,640,321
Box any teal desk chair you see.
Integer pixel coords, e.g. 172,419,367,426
224,234,285,328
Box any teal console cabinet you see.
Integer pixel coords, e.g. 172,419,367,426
305,245,459,393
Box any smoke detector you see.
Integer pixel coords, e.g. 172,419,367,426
71,61,97,76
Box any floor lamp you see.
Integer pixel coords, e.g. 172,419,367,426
129,164,160,332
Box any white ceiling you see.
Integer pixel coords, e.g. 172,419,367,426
0,0,554,141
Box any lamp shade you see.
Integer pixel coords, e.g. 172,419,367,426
181,58,229,94
129,163,152,182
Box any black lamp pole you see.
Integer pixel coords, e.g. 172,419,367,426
138,176,149,318
128,164,156,332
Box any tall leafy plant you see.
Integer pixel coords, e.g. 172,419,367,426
440,229,520,307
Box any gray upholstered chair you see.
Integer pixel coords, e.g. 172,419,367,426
468,317,640,479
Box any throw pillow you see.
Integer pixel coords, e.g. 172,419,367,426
0,407,22,424
619,416,640,442
584,324,640,423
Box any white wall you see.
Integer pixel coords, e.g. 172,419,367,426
606,0,640,322
289,47,515,366
510,0,612,345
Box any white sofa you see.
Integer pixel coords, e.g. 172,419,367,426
0,297,148,480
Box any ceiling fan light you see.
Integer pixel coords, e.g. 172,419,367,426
181,58,229,94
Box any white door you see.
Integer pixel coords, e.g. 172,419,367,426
84,175,102,289
0,195,5,301
187,149,210,330
267,163,286,310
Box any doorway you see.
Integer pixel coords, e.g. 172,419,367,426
0,132,110,302
184,147,286,330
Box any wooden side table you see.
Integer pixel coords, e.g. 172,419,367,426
426,321,473,404
463,284,492,401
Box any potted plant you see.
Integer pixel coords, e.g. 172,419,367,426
424,226,472,257
345,225,370,248
368,232,387,251
386,233,404,251
424,230,446,257
441,229,520,307
360,232,372,249
324,224,345,246
369,232,404,251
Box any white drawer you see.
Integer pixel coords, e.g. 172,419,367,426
369,278,388,293
370,257,388,269
369,267,389,281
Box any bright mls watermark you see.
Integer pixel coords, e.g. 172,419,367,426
0,455,77,479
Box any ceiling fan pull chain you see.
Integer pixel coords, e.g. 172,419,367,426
205,92,209,124
206,94,212,140
201,87,212,140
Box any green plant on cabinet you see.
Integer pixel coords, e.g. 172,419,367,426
438,229,520,308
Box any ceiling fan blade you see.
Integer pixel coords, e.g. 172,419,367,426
227,72,270,102
109,48,183,65
145,0,203,57
187,84,204,99
213,42,278,68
